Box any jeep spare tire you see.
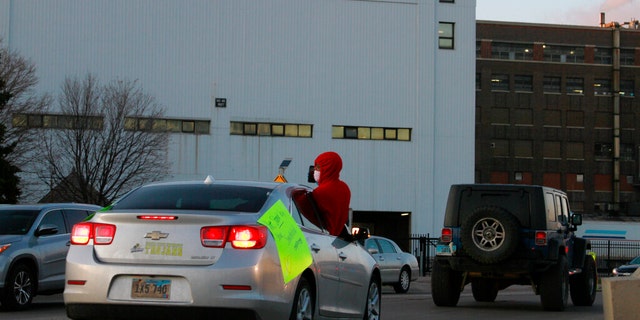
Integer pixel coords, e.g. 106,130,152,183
461,206,520,264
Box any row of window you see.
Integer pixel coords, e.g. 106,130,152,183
12,113,211,134
490,171,637,194
480,73,635,96
229,121,412,141
490,140,636,160
12,114,413,141
479,41,636,65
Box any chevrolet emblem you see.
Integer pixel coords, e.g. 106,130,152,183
144,231,169,240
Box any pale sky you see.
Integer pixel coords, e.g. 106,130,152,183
476,0,640,26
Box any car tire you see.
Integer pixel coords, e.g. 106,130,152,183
393,267,411,294
460,206,520,264
471,278,498,302
540,255,569,311
1,263,35,311
363,277,381,320
431,260,462,307
570,255,597,306
289,277,314,320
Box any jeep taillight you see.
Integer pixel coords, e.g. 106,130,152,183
71,222,116,245
441,228,453,243
535,231,547,246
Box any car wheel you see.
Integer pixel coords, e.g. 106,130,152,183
540,255,569,311
290,277,314,320
393,267,411,293
570,255,597,306
460,206,519,264
471,278,498,302
1,263,35,311
363,277,381,320
431,260,462,307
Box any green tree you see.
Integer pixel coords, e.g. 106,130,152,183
0,79,20,203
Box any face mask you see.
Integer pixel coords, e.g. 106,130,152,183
314,170,321,183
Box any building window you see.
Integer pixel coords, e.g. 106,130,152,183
594,47,612,64
595,143,613,159
491,42,533,61
439,0,454,2
332,125,411,141
514,75,533,92
621,143,634,161
543,76,561,93
543,45,584,63
125,117,210,134
514,140,532,158
543,141,561,159
566,77,584,94
594,79,612,96
621,49,635,66
230,121,312,138
620,80,635,97
438,22,454,49
567,142,584,159
12,113,103,130
491,74,509,91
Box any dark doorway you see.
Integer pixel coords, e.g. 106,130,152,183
352,211,412,252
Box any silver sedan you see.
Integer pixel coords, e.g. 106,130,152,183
64,177,381,320
365,236,419,293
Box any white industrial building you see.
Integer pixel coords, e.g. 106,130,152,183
0,0,476,237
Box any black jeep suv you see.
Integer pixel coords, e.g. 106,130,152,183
432,184,597,311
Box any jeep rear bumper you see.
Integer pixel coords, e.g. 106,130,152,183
437,255,557,276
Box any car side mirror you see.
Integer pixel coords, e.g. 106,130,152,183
36,224,59,236
368,248,379,254
571,213,583,226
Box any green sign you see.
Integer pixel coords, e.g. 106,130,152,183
258,200,312,284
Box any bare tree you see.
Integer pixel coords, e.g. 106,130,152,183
37,74,170,205
0,43,52,201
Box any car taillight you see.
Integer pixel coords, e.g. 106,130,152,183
535,231,547,246
71,222,116,245
441,228,453,243
201,225,268,249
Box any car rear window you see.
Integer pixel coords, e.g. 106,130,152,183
0,209,40,235
111,184,271,212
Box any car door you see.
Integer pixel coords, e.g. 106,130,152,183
35,209,69,290
334,237,373,317
375,238,402,283
289,189,341,316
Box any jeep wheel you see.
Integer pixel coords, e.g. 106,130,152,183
431,260,462,307
570,255,597,306
471,278,498,302
540,255,569,311
460,206,519,264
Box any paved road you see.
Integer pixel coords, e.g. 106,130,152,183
5,276,605,319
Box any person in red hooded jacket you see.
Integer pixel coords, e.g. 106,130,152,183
312,151,351,236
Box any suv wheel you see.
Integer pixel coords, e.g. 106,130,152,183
1,263,35,311
431,260,462,307
471,278,498,302
460,206,520,264
570,255,597,306
540,255,569,311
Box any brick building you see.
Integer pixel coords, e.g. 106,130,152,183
476,19,640,216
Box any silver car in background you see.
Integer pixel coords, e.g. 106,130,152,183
64,177,381,320
0,203,101,310
365,235,419,293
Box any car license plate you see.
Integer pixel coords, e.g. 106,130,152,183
436,244,456,256
131,278,171,299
